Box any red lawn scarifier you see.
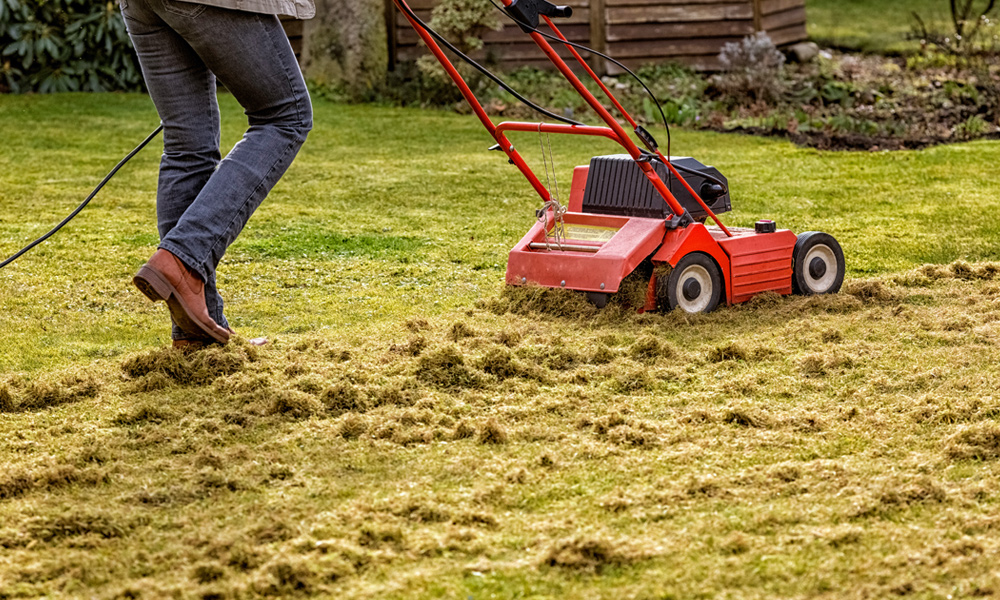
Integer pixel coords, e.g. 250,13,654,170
394,0,845,313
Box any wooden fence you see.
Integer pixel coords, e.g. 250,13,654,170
388,0,806,72
280,17,304,60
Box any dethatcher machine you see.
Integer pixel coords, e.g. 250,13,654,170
393,0,845,314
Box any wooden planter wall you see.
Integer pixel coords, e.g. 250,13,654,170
388,0,806,72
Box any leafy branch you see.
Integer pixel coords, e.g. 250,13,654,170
1,0,141,93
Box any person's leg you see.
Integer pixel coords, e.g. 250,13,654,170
145,4,313,334
121,0,227,340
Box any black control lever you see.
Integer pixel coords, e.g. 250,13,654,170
505,0,573,33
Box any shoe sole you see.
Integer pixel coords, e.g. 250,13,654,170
133,265,230,345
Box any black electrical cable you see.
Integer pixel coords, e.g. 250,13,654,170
403,0,729,193
395,0,584,127
0,124,163,270
487,0,672,154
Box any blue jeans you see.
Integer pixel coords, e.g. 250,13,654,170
121,0,312,339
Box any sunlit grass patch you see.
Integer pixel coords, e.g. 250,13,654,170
232,227,427,261
806,0,942,53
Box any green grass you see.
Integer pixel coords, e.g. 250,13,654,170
806,0,949,53
2,93,1000,599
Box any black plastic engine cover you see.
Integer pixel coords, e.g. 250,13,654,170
580,155,731,220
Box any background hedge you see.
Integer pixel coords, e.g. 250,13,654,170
1,0,142,93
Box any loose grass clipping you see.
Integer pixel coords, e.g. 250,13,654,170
541,535,643,573
416,345,485,389
945,423,1000,461
121,345,250,387
0,384,14,412
477,418,509,445
17,371,100,412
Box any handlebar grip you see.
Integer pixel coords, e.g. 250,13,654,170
550,4,572,17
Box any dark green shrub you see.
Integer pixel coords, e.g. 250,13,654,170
1,0,142,93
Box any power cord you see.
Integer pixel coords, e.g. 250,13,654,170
487,0,672,156
395,0,584,127
486,0,730,194
0,124,163,270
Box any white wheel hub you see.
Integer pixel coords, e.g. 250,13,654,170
803,244,837,292
676,264,713,313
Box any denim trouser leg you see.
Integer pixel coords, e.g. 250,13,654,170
121,0,312,339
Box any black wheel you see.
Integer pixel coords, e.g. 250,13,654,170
664,252,722,314
792,232,845,295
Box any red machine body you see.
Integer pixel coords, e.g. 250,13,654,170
393,0,844,312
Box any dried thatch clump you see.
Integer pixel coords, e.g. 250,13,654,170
495,329,522,347
1,463,107,502
452,419,476,440
27,511,129,543
478,347,521,379
852,476,946,519
0,384,14,412
0,470,34,500
113,403,175,426
800,353,829,376
321,381,367,414
721,407,771,429
128,371,173,394
269,390,322,419
707,341,749,362
253,556,318,596
907,261,1000,284
541,534,643,572
477,418,508,445
337,413,368,439
743,290,782,308
844,280,903,304
405,317,430,332
416,346,484,389
448,321,477,342
610,368,654,393
630,334,676,361
945,423,1000,461
121,345,248,387
487,285,597,318
948,260,1000,280
589,344,617,365
17,371,100,412
390,335,427,357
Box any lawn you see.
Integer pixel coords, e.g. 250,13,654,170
806,0,958,53
1,93,1000,599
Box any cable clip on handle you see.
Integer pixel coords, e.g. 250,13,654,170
505,0,573,33
634,125,659,153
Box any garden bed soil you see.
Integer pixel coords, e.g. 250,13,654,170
471,48,1000,152
722,126,1000,151
702,51,1000,151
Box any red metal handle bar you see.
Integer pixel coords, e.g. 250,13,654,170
395,0,731,235
535,14,732,237
506,9,691,218
540,15,636,130
392,0,552,201
495,121,621,143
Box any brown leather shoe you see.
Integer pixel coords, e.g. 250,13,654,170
133,249,231,344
